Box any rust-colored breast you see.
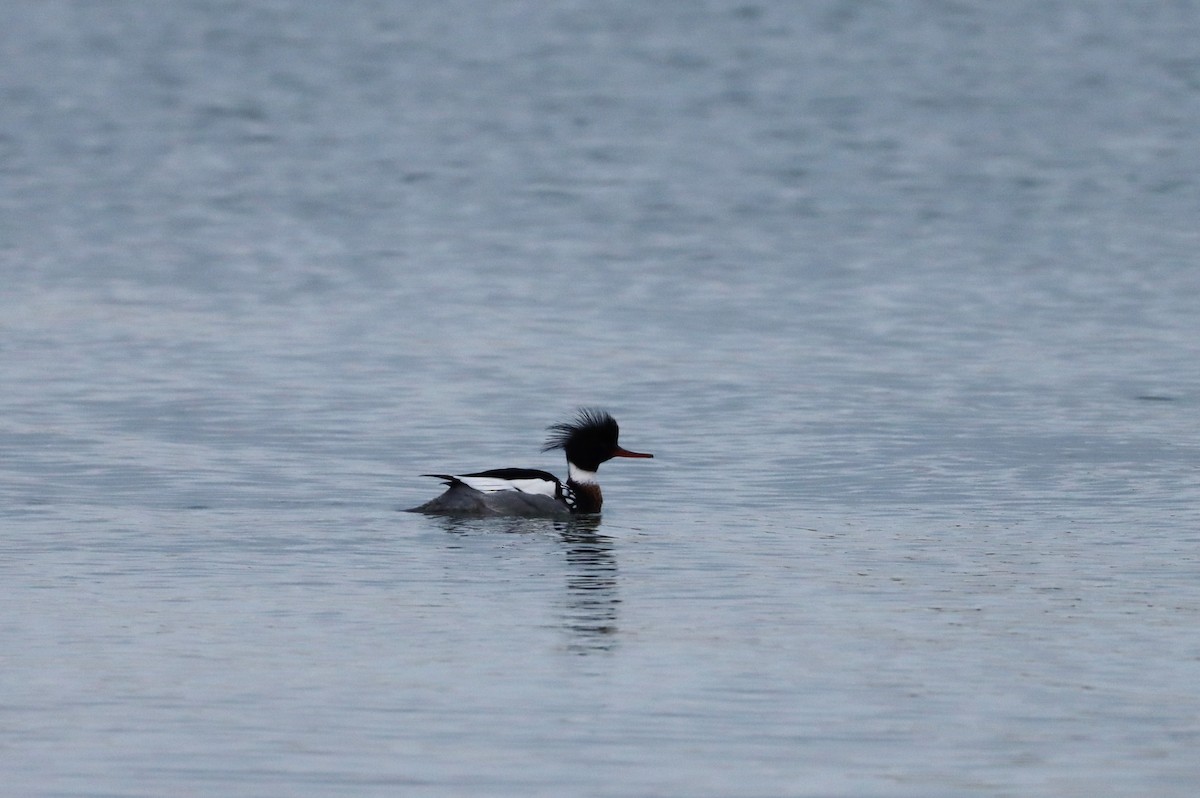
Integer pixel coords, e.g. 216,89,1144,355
568,482,603,514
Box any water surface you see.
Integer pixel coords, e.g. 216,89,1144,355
3,2,1199,795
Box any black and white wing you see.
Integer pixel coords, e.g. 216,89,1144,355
407,468,571,517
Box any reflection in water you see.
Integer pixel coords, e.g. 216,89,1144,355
431,516,620,654
557,518,620,654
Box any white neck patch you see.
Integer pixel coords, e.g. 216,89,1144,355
568,462,598,484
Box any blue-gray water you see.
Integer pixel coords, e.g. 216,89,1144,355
3,2,1199,796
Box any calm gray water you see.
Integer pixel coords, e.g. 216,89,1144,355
3,2,1199,796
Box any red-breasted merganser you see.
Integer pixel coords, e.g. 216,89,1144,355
407,409,653,517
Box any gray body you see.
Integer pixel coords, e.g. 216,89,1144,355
407,482,571,518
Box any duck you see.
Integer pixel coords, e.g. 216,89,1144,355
407,408,653,517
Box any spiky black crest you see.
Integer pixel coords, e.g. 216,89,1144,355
542,408,619,453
